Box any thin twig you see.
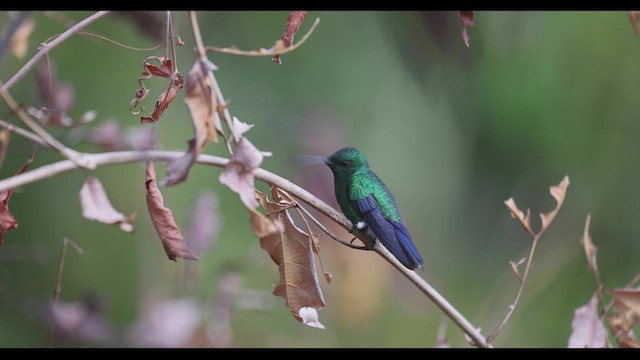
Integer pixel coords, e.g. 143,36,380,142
189,11,235,154
0,149,491,348
205,17,320,57
295,203,368,250
486,234,540,344
0,79,96,169
48,237,83,348
0,118,47,146
1,11,110,93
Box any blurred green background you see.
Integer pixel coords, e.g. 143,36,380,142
0,11,638,348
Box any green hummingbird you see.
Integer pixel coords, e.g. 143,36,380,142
324,147,424,271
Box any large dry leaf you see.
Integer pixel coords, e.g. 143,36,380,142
539,176,570,234
0,144,37,245
610,288,640,318
255,188,326,329
79,176,134,232
162,60,219,187
219,138,272,210
145,161,198,261
567,295,609,348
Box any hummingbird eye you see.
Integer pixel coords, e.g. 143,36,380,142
338,160,350,166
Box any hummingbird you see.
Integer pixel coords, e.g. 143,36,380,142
323,147,424,271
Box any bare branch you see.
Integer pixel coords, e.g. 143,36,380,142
0,118,47,146
1,11,110,93
0,149,491,348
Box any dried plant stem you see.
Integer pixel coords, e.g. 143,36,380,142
189,11,235,154
48,237,83,347
486,234,540,343
0,119,47,146
1,11,110,93
205,17,320,57
0,79,95,169
0,149,491,348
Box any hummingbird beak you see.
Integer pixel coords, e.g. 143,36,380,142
290,155,329,167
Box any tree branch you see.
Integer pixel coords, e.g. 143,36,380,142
0,149,491,348
0,11,110,93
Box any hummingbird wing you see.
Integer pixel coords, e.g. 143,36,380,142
353,194,423,270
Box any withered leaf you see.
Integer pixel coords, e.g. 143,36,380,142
610,288,640,317
79,176,134,233
458,11,474,47
9,17,35,59
143,57,173,78
219,138,272,210
273,11,308,64
230,116,254,143
630,11,640,36
581,215,599,275
140,86,180,123
504,198,533,235
539,176,570,234
145,161,198,261
0,144,37,245
608,287,640,348
161,60,219,187
568,295,609,348
255,188,326,329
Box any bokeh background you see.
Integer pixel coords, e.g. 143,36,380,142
0,11,638,348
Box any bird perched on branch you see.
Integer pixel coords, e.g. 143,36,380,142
323,147,424,271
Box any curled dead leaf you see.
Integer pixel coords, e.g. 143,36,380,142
539,176,570,234
219,138,272,210
567,295,609,348
145,161,198,261
254,188,326,329
608,288,640,348
581,214,599,275
140,85,181,123
229,116,254,143
79,176,134,232
0,144,37,245
504,197,533,236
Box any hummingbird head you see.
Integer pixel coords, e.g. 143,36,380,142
324,147,369,175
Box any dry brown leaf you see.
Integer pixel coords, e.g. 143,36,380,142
0,144,37,245
219,138,272,210
141,86,180,123
608,288,640,348
145,161,198,261
162,60,219,187
504,197,533,235
581,214,599,275
539,176,570,234
255,189,326,329
567,295,609,348
79,176,134,232
230,116,254,143
9,18,35,59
